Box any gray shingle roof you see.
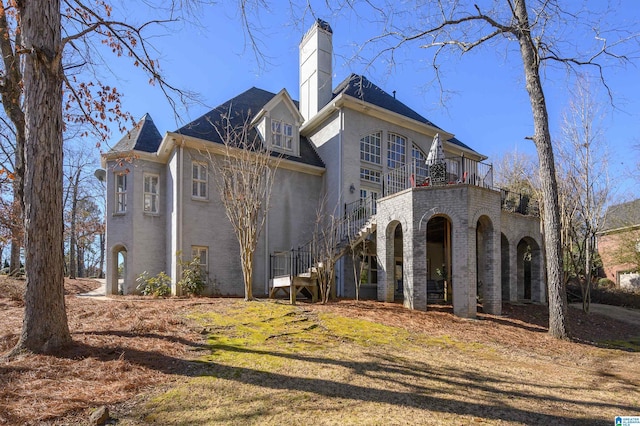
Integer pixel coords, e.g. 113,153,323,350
334,74,478,154
111,113,162,153
176,87,325,168
601,199,640,232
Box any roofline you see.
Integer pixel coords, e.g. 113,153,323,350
300,93,486,160
251,88,304,126
101,149,164,168
596,224,640,236
163,132,326,176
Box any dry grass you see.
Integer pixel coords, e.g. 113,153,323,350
0,276,638,425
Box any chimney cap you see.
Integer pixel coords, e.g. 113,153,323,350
316,19,333,34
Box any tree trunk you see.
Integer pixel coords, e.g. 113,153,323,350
69,170,80,279
0,3,26,278
514,0,569,339
11,0,71,354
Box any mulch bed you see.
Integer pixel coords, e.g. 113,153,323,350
0,277,638,424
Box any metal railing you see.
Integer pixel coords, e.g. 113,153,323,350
269,194,378,279
383,157,494,196
499,188,540,216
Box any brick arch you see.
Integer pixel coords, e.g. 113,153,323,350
109,243,128,296
382,220,404,304
515,236,544,303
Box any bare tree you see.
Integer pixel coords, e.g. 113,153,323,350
318,0,639,339
311,198,344,304
205,112,280,301
63,145,104,279
6,0,201,356
557,78,611,312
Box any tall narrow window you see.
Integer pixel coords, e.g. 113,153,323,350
387,133,406,169
143,174,159,214
271,120,282,147
192,162,207,199
115,173,127,213
283,123,293,150
360,132,381,164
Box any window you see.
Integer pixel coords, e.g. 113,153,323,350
387,133,406,170
412,143,429,180
191,246,208,271
360,132,381,164
360,168,381,183
192,162,207,199
143,174,159,214
360,255,378,285
283,123,293,150
115,173,127,213
272,120,293,150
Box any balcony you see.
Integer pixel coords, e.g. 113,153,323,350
382,157,539,216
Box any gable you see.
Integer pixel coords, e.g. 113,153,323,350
176,87,324,168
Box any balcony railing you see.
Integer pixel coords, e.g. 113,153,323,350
383,156,494,197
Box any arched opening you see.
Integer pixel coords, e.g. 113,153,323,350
111,245,127,295
476,215,495,312
501,233,510,300
426,216,452,304
393,223,404,301
515,237,544,303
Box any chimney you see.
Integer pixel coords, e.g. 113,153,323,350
299,19,333,122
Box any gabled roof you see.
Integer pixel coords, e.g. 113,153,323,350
111,113,162,153
175,87,325,168
601,199,640,232
333,74,477,154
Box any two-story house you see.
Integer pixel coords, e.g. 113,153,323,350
102,20,545,318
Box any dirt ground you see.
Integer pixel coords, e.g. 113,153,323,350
0,276,638,425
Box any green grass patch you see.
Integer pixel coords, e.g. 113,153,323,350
599,336,640,352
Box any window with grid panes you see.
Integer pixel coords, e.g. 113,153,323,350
360,132,381,164
143,174,159,214
192,162,207,199
387,133,406,170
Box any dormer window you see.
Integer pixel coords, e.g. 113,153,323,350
272,120,293,151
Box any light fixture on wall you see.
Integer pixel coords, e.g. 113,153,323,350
349,183,355,194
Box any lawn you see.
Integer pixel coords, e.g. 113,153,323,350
0,276,638,425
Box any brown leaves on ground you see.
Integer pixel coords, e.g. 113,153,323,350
0,275,638,425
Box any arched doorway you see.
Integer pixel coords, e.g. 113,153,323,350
516,237,542,302
111,245,127,295
426,216,452,304
393,223,404,301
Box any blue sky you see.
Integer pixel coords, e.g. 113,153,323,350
98,1,640,200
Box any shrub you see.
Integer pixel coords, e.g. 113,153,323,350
597,278,615,289
178,257,207,296
135,271,171,297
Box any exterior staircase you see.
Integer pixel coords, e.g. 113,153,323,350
269,195,377,300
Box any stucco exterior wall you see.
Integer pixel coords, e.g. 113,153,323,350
105,158,167,295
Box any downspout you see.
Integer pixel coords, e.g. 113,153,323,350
176,141,184,296
337,108,344,297
264,207,269,295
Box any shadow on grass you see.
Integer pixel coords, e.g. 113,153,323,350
52,328,636,426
